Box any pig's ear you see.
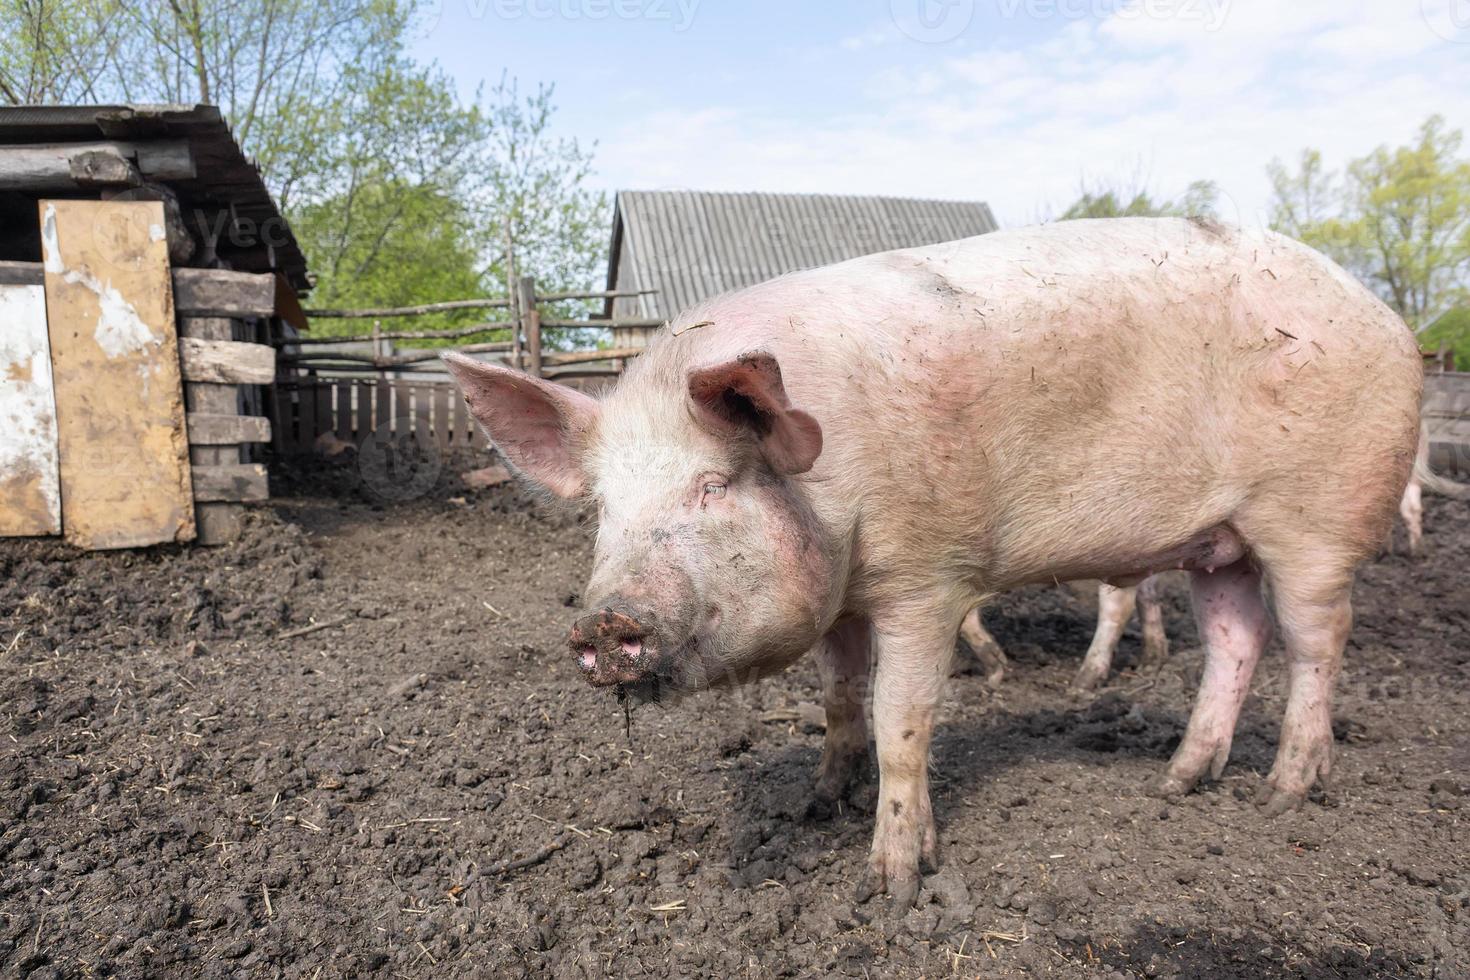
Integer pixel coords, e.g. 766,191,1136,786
687,351,823,475
442,352,598,498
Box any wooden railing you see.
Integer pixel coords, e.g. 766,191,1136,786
270,277,662,453
276,277,662,380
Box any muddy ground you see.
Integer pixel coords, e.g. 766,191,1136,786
1,459,1467,978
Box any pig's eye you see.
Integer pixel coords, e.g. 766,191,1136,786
701,481,727,502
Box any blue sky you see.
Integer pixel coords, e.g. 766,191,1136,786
414,0,1470,228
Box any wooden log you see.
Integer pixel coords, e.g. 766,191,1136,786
277,321,515,345
540,347,646,366
306,297,513,318
540,317,665,330
179,336,276,384
134,141,197,180
186,413,271,445
191,463,269,502
69,148,140,187
172,267,276,318
0,141,194,189
298,289,655,320
278,340,513,368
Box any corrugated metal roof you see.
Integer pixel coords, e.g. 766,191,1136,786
606,190,999,319
0,104,310,293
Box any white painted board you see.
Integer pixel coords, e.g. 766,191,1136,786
0,283,61,536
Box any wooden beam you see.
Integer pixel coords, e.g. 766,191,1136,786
134,141,197,180
0,261,42,287
181,318,244,544
298,289,657,320
540,317,665,330
179,336,275,384
191,463,269,502
306,297,513,318
186,413,271,445
0,140,195,190
172,268,276,318
540,347,646,366
277,322,514,345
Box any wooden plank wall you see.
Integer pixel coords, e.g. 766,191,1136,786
271,378,487,455
0,281,61,535
40,199,196,549
1424,371,1470,475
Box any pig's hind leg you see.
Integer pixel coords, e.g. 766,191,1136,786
1149,559,1271,797
959,607,1007,687
1136,574,1170,670
1072,582,1138,691
813,617,872,811
1256,561,1354,816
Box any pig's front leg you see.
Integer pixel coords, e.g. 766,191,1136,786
814,617,871,809
856,599,960,908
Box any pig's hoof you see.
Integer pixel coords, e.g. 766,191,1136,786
1257,784,1307,817
853,868,881,905
855,867,922,910
1145,771,1193,799
807,791,845,821
889,872,921,910
1070,663,1108,692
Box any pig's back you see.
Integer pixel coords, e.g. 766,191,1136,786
651,217,1420,588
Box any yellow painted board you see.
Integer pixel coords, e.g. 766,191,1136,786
0,282,62,535
40,199,195,548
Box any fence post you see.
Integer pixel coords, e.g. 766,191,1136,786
518,275,541,377
504,218,522,371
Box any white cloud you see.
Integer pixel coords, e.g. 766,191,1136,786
594,1,1470,228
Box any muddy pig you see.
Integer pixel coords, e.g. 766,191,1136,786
444,217,1422,907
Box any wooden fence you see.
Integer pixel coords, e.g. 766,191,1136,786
1425,371,1470,475
271,378,488,456
273,273,657,453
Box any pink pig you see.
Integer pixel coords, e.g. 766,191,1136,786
445,217,1422,907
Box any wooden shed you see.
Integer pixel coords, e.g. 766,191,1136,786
603,189,999,347
0,104,308,548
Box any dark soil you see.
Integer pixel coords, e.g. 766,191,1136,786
2,459,1467,978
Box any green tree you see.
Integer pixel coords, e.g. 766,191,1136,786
0,0,610,332
1268,117,1470,330
1057,177,1220,220
1420,307,1470,367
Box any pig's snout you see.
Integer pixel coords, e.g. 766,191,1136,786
568,606,657,687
